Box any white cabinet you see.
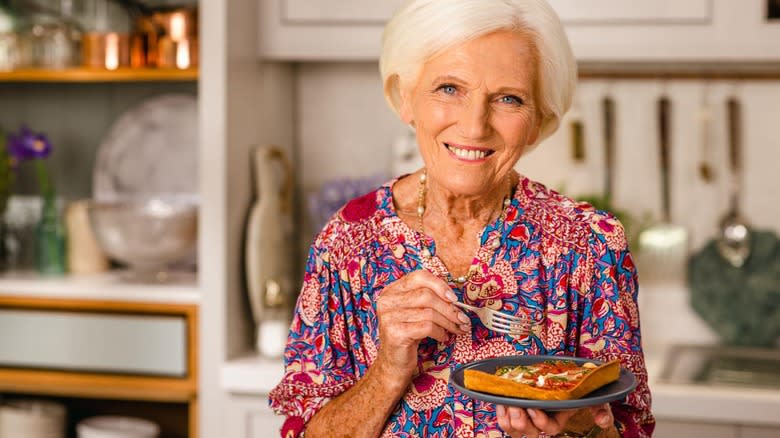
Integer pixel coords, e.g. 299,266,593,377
226,395,285,438
283,0,709,25
739,425,780,438
283,0,403,23
547,0,710,23
258,0,780,61
249,405,286,438
198,0,295,436
654,420,738,438
654,419,780,438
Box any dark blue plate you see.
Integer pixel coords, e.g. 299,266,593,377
450,355,637,410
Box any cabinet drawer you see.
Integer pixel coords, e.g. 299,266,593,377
739,425,780,438
260,0,780,61
0,309,187,377
284,0,710,25
249,408,284,438
654,419,737,438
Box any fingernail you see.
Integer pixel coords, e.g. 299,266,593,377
445,289,458,302
527,409,537,418
458,312,470,323
460,324,471,332
496,405,504,415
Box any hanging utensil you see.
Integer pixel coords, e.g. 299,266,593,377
638,95,689,284
716,97,752,268
569,96,585,164
697,86,715,183
603,95,616,203
570,118,585,163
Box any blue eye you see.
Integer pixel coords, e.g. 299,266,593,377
437,84,458,95
499,95,523,105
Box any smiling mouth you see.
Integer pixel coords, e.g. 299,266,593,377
444,143,495,161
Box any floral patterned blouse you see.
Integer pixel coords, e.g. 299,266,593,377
269,175,655,438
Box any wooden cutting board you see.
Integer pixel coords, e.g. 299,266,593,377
244,145,294,355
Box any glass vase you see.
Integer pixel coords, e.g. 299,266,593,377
0,218,9,272
35,195,66,275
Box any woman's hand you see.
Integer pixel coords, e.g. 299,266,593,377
374,270,470,380
496,403,614,437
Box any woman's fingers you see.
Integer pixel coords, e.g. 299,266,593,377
379,271,470,335
400,306,468,335
496,405,541,437
375,270,469,376
399,270,457,302
525,408,579,436
588,403,614,429
376,270,472,354
375,271,471,376
497,406,602,437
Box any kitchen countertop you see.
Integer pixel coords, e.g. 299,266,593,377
223,349,780,427
646,347,780,427
0,271,200,304
222,353,285,395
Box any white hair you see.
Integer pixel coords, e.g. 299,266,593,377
380,0,577,146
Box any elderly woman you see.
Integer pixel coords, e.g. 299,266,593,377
269,0,654,437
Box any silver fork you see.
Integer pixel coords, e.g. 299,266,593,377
453,300,531,337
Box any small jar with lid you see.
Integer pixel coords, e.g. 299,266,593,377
0,2,20,70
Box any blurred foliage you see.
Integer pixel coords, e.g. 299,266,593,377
0,127,14,216
574,192,653,252
689,230,779,347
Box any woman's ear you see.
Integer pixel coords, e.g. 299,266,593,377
398,85,415,125
385,74,415,125
527,112,543,146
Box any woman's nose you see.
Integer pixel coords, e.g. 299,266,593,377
457,100,491,140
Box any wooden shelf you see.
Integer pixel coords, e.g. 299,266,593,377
0,67,198,83
578,61,780,80
0,296,199,405
0,368,196,402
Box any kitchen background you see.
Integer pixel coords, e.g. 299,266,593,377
0,0,779,437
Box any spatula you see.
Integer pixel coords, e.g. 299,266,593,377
638,96,689,284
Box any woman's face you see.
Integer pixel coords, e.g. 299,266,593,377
399,30,541,197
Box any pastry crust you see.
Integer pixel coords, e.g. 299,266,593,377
463,359,621,400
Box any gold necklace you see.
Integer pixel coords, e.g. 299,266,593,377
416,169,512,284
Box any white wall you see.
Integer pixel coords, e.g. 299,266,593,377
294,63,780,351
296,63,403,190
296,64,780,249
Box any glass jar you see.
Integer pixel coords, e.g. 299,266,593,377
0,2,20,71
0,32,19,71
80,0,131,33
4,196,42,271
16,13,81,69
35,194,67,276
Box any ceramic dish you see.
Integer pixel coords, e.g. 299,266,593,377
0,399,66,438
93,94,198,201
77,416,159,438
450,355,637,410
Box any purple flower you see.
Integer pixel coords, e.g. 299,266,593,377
7,125,53,162
307,173,388,232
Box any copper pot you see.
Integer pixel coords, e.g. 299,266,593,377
135,7,198,69
82,32,131,70
157,35,198,69
150,8,198,41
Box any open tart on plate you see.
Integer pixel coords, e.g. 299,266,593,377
463,358,621,400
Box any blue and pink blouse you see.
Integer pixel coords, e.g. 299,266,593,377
269,175,655,437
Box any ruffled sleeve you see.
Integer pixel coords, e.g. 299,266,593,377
576,213,655,438
268,239,357,437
